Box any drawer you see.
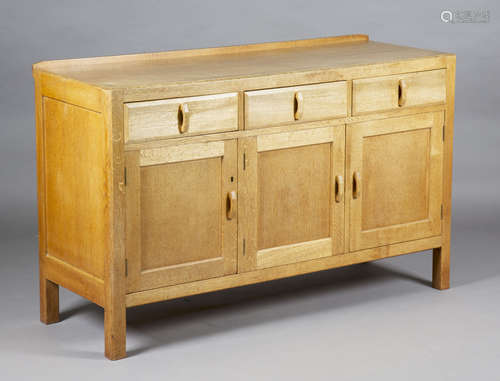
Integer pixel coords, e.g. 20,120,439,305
352,69,446,115
124,92,238,142
244,82,348,130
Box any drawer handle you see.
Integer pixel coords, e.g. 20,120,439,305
294,91,303,120
335,175,344,203
178,103,190,133
398,79,407,107
226,190,237,220
353,171,361,199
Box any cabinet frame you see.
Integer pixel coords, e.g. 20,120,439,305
33,35,456,360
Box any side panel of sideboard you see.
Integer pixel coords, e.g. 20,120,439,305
35,73,128,360
35,71,109,312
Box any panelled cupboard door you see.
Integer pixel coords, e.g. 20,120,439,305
238,126,345,272
125,140,238,292
348,112,444,251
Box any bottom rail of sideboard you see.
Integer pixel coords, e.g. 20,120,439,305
126,235,442,307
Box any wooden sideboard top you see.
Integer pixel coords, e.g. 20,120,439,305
33,34,452,92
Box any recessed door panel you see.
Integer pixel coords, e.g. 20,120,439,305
140,158,222,270
257,143,331,250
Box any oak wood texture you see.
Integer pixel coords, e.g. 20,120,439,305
245,82,347,129
44,97,109,280
32,35,451,101
35,71,60,325
103,89,127,360
238,126,345,272
127,235,442,307
33,34,455,359
138,141,225,166
123,104,446,152
352,69,446,115
32,35,453,105
348,112,444,251
124,92,238,142
125,140,238,293
39,278,59,324
433,56,455,290
40,95,108,308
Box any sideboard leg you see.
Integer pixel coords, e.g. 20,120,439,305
40,277,59,324
104,304,127,360
433,56,454,292
432,245,450,290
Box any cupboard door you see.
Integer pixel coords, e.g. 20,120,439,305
239,126,345,272
125,140,238,292
348,112,443,251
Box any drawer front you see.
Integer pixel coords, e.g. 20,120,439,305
124,92,238,142
352,69,446,115
245,82,348,130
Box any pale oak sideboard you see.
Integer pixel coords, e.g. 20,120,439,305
33,34,455,360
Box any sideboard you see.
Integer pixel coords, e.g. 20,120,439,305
33,34,455,360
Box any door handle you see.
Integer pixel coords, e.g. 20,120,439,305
353,171,362,199
294,91,303,120
178,103,190,133
226,190,237,220
398,79,407,107
335,175,344,203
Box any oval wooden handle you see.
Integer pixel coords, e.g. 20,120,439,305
353,171,361,199
227,190,237,220
335,175,344,203
294,91,303,120
398,79,407,107
178,103,190,133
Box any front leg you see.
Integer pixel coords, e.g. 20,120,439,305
40,276,59,324
104,302,127,360
432,244,450,290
